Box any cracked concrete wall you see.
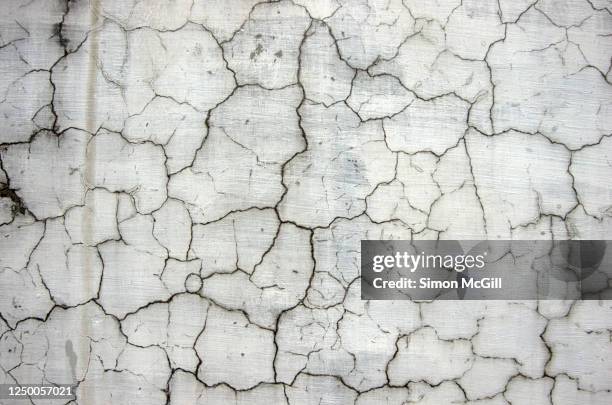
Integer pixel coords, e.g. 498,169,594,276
0,0,611,404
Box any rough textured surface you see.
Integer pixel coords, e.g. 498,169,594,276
0,0,611,404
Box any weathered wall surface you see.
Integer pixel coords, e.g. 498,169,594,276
1,0,611,403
